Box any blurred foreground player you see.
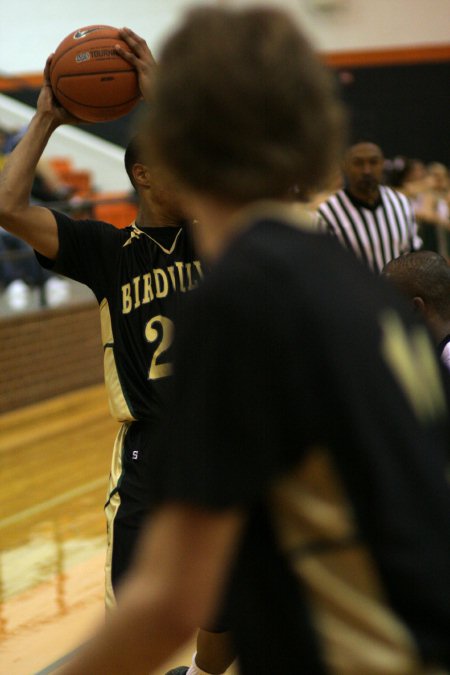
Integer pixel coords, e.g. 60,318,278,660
59,6,450,675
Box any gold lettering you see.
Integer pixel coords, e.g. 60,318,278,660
193,260,203,279
133,276,141,309
142,273,154,304
185,262,195,289
380,310,446,423
175,262,186,292
123,260,202,314
145,315,174,379
122,283,132,314
154,268,169,298
167,266,178,292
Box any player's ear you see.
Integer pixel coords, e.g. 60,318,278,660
413,296,426,315
132,163,151,188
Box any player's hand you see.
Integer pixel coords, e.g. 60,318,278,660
37,56,81,127
117,27,157,104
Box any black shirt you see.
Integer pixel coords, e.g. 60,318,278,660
148,207,450,673
37,210,203,422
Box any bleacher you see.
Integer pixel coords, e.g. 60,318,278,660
48,156,138,229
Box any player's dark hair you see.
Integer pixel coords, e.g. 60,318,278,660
383,251,450,320
146,6,346,203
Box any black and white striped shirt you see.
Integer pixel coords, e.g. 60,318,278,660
317,186,422,273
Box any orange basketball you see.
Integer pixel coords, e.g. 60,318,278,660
50,25,140,123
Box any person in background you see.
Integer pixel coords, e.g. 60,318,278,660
57,6,450,675
0,123,74,310
318,141,422,273
414,163,450,257
384,157,450,258
384,156,427,200
382,249,450,370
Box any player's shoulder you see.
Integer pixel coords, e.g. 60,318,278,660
205,211,327,300
52,208,125,236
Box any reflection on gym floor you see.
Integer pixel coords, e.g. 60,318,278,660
0,386,112,674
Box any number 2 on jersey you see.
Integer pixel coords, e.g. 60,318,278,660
145,315,174,380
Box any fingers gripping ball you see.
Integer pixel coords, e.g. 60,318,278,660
50,25,140,122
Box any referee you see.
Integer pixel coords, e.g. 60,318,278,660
318,141,422,273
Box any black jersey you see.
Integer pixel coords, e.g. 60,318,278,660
147,205,450,673
37,210,203,422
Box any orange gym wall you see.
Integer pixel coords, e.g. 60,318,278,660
322,43,450,68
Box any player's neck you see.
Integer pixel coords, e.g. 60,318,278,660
135,203,180,229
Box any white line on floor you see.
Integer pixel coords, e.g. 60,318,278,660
0,477,106,530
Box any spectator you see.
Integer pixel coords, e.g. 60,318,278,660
0,126,75,310
384,156,426,194
414,163,450,257
0,229,51,310
2,123,75,202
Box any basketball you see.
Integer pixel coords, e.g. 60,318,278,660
50,25,140,123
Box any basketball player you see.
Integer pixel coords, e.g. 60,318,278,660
0,29,235,675
58,6,450,675
0,32,203,592
382,250,450,370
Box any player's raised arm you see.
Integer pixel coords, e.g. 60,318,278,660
116,28,157,104
0,56,78,260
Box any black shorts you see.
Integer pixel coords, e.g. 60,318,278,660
105,421,156,600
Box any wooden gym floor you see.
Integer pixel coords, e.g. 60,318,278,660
0,384,207,674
